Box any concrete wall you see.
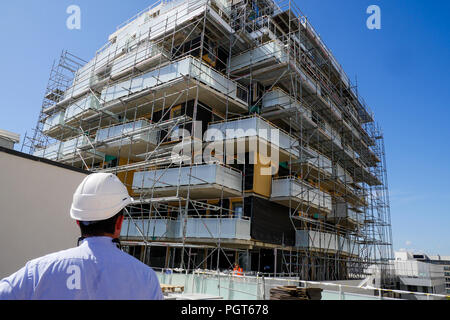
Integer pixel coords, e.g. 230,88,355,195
0,148,88,279
0,138,14,150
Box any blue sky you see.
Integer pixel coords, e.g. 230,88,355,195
0,1,449,254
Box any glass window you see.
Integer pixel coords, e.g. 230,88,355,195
232,202,243,218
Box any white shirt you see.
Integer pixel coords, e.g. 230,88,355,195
0,237,163,300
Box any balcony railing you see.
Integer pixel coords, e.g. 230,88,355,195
230,40,288,72
261,88,313,121
182,216,251,240
304,147,333,175
295,230,360,256
132,163,242,197
271,176,332,213
43,111,65,133
121,217,178,239
333,163,354,184
101,56,248,109
121,216,251,241
329,202,363,225
33,142,62,161
206,115,300,161
33,135,104,163
64,94,101,124
95,119,159,153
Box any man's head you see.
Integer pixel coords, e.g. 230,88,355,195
77,209,125,238
70,173,133,238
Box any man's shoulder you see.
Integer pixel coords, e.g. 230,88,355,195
115,249,157,275
26,246,86,269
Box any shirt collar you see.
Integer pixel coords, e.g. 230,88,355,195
81,236,116,246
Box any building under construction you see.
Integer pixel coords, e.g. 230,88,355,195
24,0,394,284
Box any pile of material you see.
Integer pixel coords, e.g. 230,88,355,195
270,286,323,300
160,284,185,293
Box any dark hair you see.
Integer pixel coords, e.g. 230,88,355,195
78,209,124,237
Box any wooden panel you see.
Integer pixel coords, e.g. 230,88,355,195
117,157,136,196
252,153,272,198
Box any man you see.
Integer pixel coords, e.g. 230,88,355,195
0,173,163,300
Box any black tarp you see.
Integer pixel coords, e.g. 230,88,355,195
245,196,296,246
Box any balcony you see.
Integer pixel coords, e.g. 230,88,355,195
206,115,300,162
132,163,243,198
32,135,104,165
297,147,333,179
107,43,170,81
261,88,316,129
64,94,101,125
230,40,288,73
230,40,319,94
100,56,248,115
121,216,251,241
328,202,364,226
33,142,62,161
295,230,360,256
95,119,159,160
333,164,354,185
42,111,65,138
181,216,251,241
121,217,178,240
271,177,332,214
59,135,105,165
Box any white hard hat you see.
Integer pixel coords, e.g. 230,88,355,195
70,173,133,222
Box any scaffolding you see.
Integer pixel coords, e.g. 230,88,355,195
26,0,394,287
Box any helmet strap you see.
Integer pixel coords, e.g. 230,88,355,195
112,238,122,249
77,237,85,247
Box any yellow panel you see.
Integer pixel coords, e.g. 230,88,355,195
117,158,136,196
170,105,182,118
202,54,217,68
205,199,220,216
252,153,272,198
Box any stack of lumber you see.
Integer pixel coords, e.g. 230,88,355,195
270,286,322,300
160,284,185,293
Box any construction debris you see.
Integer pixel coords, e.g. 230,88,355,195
270,286,323,301
160,284,185,294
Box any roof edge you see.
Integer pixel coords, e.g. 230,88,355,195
0,146,90,175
